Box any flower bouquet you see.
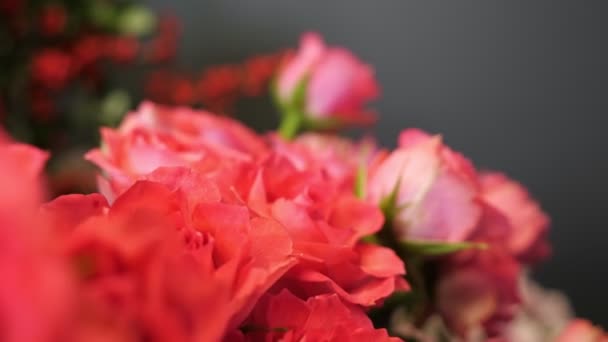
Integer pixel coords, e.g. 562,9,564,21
0,32,605,341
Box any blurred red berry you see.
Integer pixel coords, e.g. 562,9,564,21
107,37,139,63
198,65,241,109
147,14,180,63
72,36,104,69
145,70,173,103
39,4,67,36
148,37,178,63
171,78,196,105
32,49,72,90
30,88,55,121
242,54,282,96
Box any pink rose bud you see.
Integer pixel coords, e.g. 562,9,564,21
275,32,379,135
367,129,482,243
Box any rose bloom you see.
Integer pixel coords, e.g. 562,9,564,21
43,167,295,341
0,136,73,342
86,101,267,202
271,132,378,191
556,320,608,342
436,249,521,338
232,289,400,341
243,142,408,307
275,32,379,126
480,172,550,263
89,103,407,308
368,128,482,243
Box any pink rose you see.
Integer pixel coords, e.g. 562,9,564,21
480,172,550,262
86,101,267,202
368,128,482,242
556,320,608,342
275,32,379,126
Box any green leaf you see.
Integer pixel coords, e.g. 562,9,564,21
402,240,486,256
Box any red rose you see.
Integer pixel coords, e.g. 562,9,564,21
246,141,408,307
237,289,400,341
0,136,73,342
44,167,295,341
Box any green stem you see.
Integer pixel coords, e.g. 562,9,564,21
375,223,430,328
278,108,302,140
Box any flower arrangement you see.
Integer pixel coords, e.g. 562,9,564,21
0,31,605,341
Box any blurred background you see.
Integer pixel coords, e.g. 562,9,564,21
2,0,606,326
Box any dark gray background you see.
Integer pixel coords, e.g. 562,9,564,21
143,1,608,325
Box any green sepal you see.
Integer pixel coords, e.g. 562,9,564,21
361,234,379,244
273,77,309,139
402,240,487,257
354,164,367,199
379,176,402,222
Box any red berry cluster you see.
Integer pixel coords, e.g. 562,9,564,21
145,52,288,114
